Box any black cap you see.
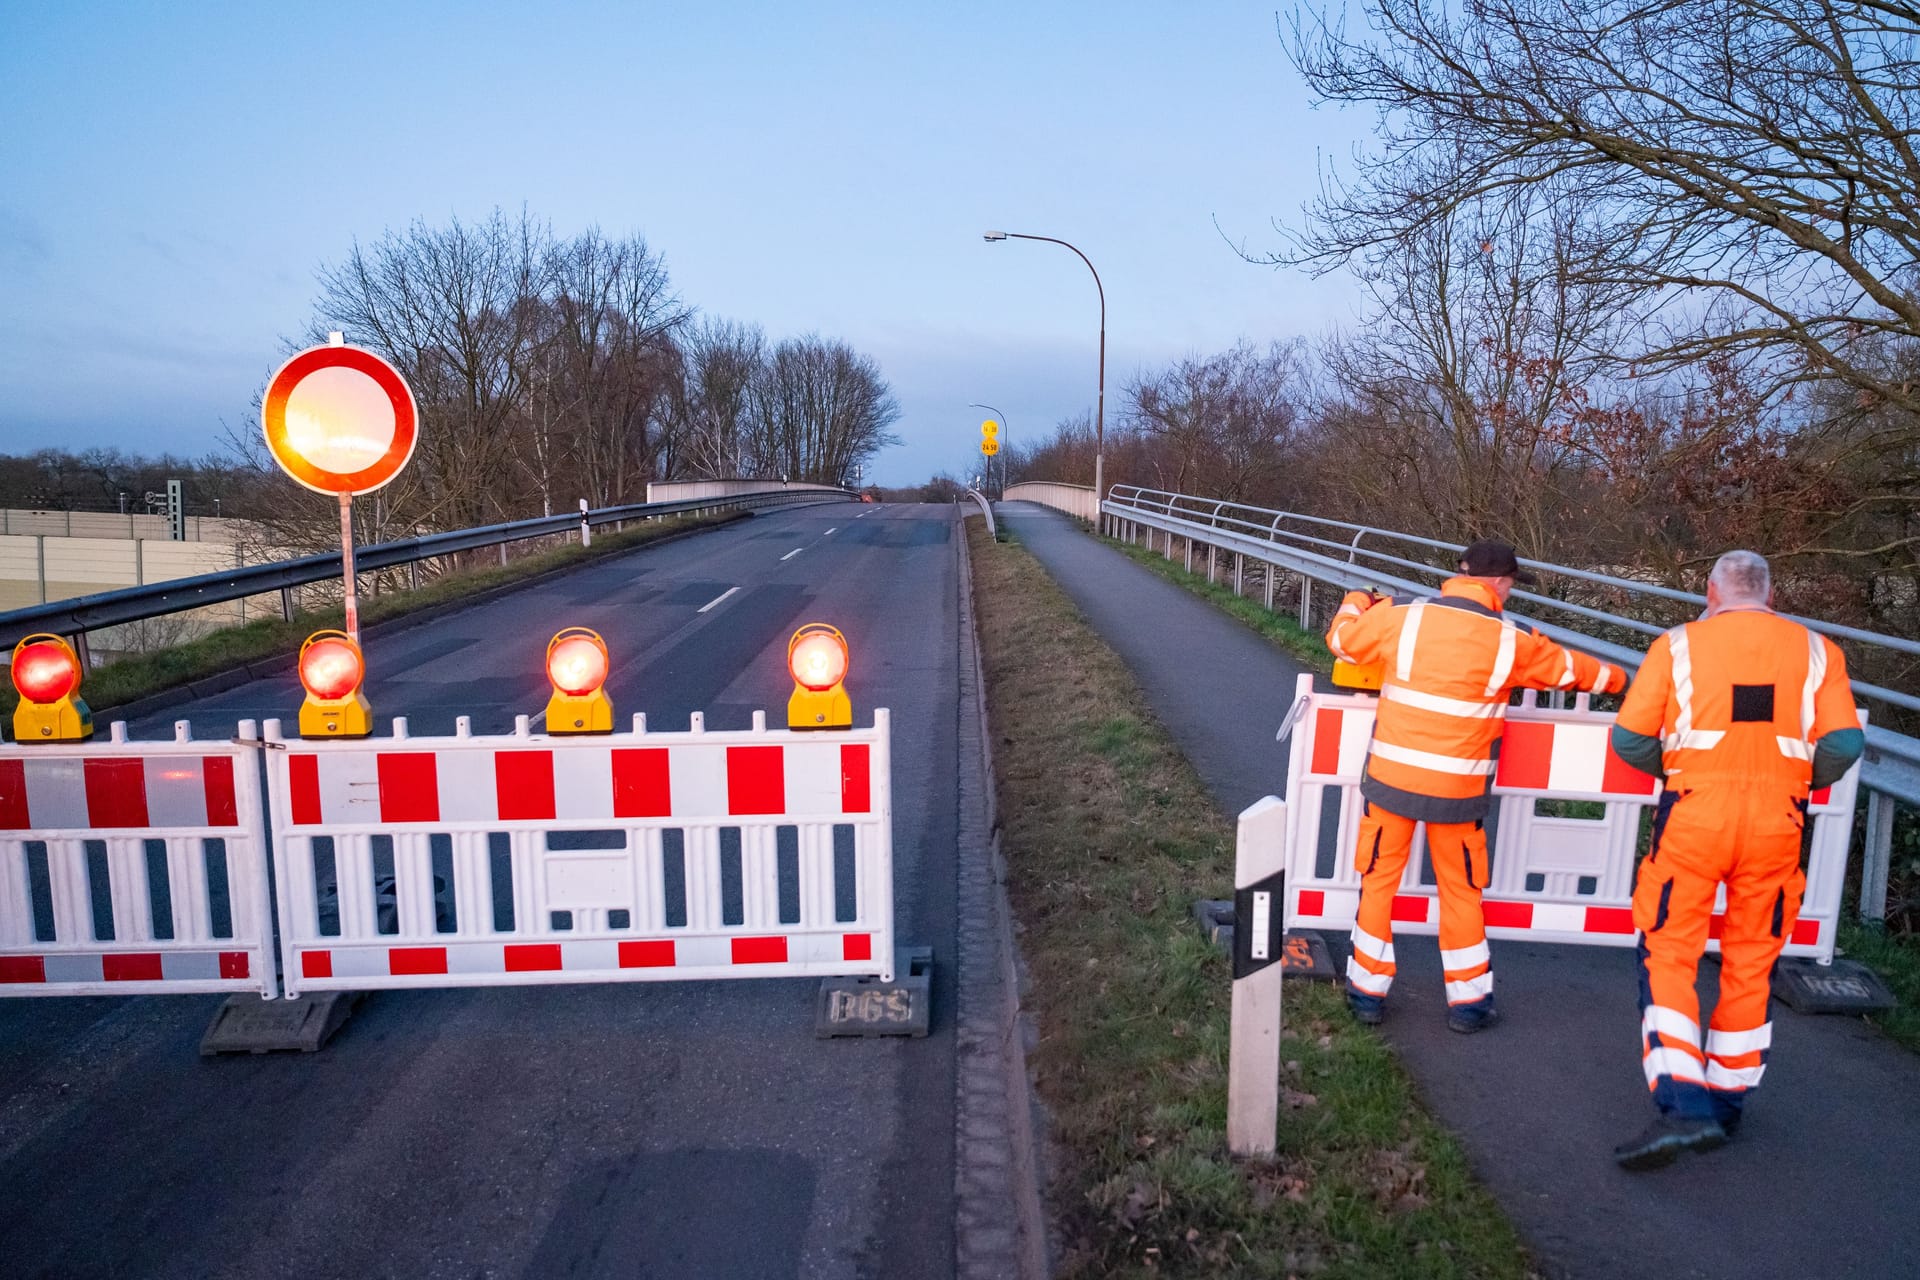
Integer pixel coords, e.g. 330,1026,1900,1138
1460,539,1537,584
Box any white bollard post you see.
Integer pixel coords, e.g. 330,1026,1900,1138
1228,795,1288,1156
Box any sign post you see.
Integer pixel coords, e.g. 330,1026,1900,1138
261,332,418,642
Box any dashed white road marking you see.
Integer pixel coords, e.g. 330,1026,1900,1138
781,548,803,561
824,527,837,535
697,586,739,613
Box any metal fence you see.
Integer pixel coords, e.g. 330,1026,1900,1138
1003,482,1099,523
0,488,854,656
1100,484,1920,921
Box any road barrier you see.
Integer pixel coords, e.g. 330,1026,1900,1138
264,711,895,997
0,721,276,997
1272,673,1864,963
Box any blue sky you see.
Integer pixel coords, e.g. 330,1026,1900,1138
0,2,1366,486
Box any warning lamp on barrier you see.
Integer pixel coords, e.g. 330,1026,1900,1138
298,630,372,738
787,623,852,730
546,627,613,734
9,634,93,742
1332,660,1384,693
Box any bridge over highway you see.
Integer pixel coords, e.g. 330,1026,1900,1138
0,499,1041,1279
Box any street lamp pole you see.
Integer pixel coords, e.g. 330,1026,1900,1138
983,231,1106,520
969,401,1009,499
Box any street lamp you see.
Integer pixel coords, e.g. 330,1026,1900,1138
982,230,1106,515
969,401,1009,499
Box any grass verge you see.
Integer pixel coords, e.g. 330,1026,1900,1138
1838,921,1920,1054
1106,536,1334,670
968,520,1530,1279
2,512,739,721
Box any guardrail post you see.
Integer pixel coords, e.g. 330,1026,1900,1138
1298,575,1313,630
499,544,508,568
1263,563,1275,609
280,587,296,622
1861,789,1896,923
1185,537,1193,573
1208,543,1217,584
407,561,420,592
1234,553,1243,597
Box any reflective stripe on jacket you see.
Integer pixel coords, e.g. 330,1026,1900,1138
1325,577,1624,822
1613,609,1858,795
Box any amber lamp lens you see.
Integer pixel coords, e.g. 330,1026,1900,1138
789,633,848,691
548,636,608,696
12,642,79,703
300,639,364,700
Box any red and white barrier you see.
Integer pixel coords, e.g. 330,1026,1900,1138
1276,674,1863,963
264,710,895,996
0,721,276,997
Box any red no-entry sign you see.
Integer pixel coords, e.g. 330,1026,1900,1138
261,341,417,496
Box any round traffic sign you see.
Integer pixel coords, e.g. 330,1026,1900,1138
981,437,1001,457
981,419,999,437
262,342,418,496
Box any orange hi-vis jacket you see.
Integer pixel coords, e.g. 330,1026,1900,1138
1613,609,1858,797
1326,578,1626,823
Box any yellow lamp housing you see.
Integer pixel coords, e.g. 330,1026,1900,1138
297,630,372,738
1332,659,1384,693
545,627,613,734
9,634,93,743
787,623,852,730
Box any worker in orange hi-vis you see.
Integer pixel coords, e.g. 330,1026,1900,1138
1326,540,1626,1033
1608,549,1864,1171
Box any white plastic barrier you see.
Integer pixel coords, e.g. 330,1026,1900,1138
265,710,895,997
0,720,276,997
1275,673,1864,963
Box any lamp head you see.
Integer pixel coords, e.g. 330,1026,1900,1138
983,231,1008,242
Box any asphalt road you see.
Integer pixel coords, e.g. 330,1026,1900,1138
0,501,966,1280
1003,500,1920,1280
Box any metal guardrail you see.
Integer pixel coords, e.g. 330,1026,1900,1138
963,489,997,539
1101,484,1919,919
1002,481,1099,523
0,488,854,650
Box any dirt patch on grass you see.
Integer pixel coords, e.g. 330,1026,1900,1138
968,519,1532,1279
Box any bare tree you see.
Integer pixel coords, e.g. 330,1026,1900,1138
668,319,768,479
312,209,552,531
1126,340,1307,499
746,336,901,484
1284,0,1920,430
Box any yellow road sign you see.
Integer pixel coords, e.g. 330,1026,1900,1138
981,438,1000,457
981,419,999,437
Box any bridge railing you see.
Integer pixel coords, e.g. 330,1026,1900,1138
1003,482,1099,523
0,488,855,656
1101,483,1920,921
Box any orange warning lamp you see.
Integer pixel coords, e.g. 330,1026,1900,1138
787,623,852,729
546,627,613,733
1332,659,1384,692
10,634,92,742
298,630,372,738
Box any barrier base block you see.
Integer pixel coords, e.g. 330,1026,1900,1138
1771,956,1897,1015
1193,900,1338,981
816,947,932,1038
199,991,363,1055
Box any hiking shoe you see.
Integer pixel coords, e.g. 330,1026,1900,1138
1446,1001,1500,1034
1613,1116,1727,1171
1347,990,1385,1025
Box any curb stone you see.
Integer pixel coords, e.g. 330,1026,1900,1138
952,510,1053,1279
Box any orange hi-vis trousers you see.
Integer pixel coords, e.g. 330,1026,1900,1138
1634,785,1806,1125
1345,801,1494,1011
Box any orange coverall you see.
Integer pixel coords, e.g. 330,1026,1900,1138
1614,609,1859,1125
1326,579,1625,1012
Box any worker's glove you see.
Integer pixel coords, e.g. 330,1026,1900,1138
1339,589,1383,613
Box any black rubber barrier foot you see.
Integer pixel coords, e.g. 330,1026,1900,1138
816,946,932,1038
1192,899,1339,982
199,991,364,1055
1772,956,1898,1015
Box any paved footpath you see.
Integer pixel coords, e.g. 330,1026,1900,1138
1002,500,1920,1280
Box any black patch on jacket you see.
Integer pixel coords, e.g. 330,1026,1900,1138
1731,684,1776,723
